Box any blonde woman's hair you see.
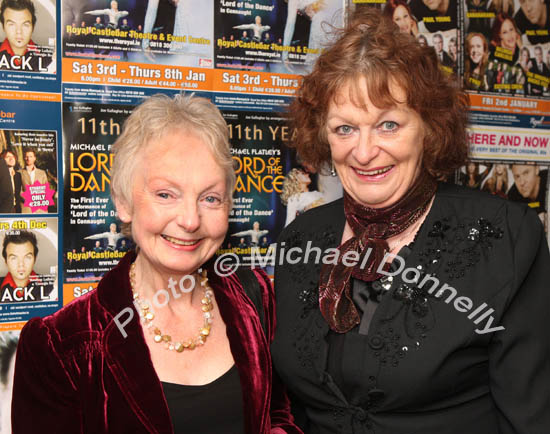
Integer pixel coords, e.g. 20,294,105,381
281,168,307,205
110,93,235,236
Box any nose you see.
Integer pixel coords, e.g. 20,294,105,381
176,199,201,233
352,130,379,165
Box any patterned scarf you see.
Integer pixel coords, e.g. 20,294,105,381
318,171,437,332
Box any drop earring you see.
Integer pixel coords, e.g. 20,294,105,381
330,161,337,177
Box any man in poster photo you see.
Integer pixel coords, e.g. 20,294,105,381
0,230,52,303
19,148,47,214
0,158,13,214
2,150,22,213
410,0,457,32
514,0,550,45
433,33,454,67
0,0,52,72
508,164,548,224
528,45,550,95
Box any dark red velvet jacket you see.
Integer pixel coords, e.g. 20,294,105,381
12,251,301,434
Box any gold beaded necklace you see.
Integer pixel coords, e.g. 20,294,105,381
129,262,214,353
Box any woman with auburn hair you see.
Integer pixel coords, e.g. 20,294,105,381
490,13,522,65
11,94,302,434
382,0,418,36
464,32,489,90
271,7,550,433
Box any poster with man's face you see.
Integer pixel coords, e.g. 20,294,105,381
0,217,58,311
456,160,550,236
0,0,56,73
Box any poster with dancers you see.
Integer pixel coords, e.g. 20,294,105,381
62,101,133,291
215,0,344,74
219,109,342,268
63,0,214,67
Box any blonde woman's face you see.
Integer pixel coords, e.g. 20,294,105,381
117,131,229,278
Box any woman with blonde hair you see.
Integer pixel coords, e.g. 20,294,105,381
482,163,509,198
12,94,302,434
281,168,324,226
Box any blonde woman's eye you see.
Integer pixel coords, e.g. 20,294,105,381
204,195,221,204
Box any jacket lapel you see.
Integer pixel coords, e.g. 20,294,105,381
99,251,173,434
314,200,346,377
208,270,270,434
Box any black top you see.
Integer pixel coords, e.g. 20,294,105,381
327,249,413,399
272,183,550,434
161,365,245,434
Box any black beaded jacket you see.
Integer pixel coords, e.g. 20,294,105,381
271,183,550,434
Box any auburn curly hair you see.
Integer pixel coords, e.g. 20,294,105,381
288,7,469,178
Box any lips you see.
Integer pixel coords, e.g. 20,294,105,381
161,234,201,247
354,165,394,177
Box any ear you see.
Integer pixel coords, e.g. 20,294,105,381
115,197,132,223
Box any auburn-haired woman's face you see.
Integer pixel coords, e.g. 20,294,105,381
393,5,413,34
469,35,485,63
499,19,517,50
326,80,424,209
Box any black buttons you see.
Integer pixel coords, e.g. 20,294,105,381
369,336,384,350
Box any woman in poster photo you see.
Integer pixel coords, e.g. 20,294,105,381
281,168,324,227
448,35,457,69
383,0,418,36
464,32,489,90
458,161,490,188
489,13,522,65
481,163,509,198
272,7,550,433
11,94,302,434
516,46,531,92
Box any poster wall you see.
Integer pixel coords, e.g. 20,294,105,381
62,101,133,302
